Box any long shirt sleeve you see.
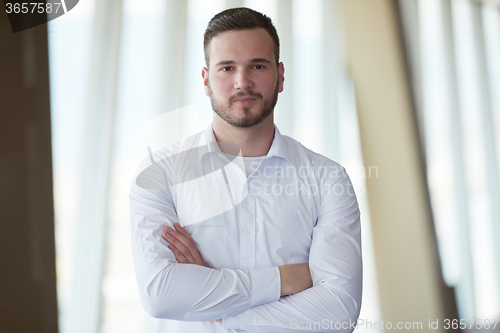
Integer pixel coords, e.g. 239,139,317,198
129,156,281,322
222,172,362,333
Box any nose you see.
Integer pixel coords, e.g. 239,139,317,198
234,69,253,90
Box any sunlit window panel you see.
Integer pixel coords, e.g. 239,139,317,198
101,0,168,332
290,0,324,151
183,0,230,125
451,0,499,319
418,0,463,291
482,6,500,155
48,1,96,332
415,0,500,320
482,5,500,309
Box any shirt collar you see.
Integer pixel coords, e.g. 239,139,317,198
197,122,295,166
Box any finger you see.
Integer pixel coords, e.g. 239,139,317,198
169,225,194,250
168,244,188,263
163,229,186,254
163,227,193,264
165,227,198,262
174,222,194,242
162,229,171,242
163,225,204,266
174,222,205,266
173,223,204,265
164,229,197,263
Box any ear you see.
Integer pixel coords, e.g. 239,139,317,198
202,67,210,97
278,62,285,93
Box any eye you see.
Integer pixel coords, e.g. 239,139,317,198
221,66,233,72
253,65,264,69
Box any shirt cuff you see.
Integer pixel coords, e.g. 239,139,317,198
224,266,280,332
248,266,281,308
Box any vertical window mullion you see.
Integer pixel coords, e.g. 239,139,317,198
440,0,475,318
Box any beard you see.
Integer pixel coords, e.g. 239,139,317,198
209,78,279,128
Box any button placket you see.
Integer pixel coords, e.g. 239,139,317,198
239,178,256,269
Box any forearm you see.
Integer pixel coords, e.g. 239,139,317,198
224,282,361,333
278,263,312,297
132,253,281,321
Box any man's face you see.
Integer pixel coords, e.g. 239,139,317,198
202,28,284,128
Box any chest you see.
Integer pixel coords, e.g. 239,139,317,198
173,167,319,269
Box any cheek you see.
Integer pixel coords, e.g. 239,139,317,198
261,71,278,86
260,76,279,94
210,80,232,99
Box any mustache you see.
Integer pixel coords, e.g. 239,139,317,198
229,91,263,103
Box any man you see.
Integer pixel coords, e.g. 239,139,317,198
130,7,362,333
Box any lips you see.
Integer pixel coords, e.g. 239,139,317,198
235,97,256,101
233,96,258,106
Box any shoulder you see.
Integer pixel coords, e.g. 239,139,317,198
132,130,205,190
151,130,205,164
280,134,347,180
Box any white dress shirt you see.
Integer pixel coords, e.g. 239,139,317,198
129,122,362,333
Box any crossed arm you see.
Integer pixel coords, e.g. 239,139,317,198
130,160,362,332
162,222,314,299
157,201,362,333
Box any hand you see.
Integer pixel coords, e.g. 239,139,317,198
278,263,313,296
162,222,205,266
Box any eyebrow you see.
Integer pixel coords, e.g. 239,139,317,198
214,58,272,67
250,58,272,64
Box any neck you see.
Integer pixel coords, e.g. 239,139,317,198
212,113,275,157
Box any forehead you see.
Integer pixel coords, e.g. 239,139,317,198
208,28,275,65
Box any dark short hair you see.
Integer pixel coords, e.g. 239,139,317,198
203,7,280,66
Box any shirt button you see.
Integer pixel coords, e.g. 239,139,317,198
244,228,251,236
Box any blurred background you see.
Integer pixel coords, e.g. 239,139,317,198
1,0,499,332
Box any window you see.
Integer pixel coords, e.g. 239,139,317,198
400,0,500,319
